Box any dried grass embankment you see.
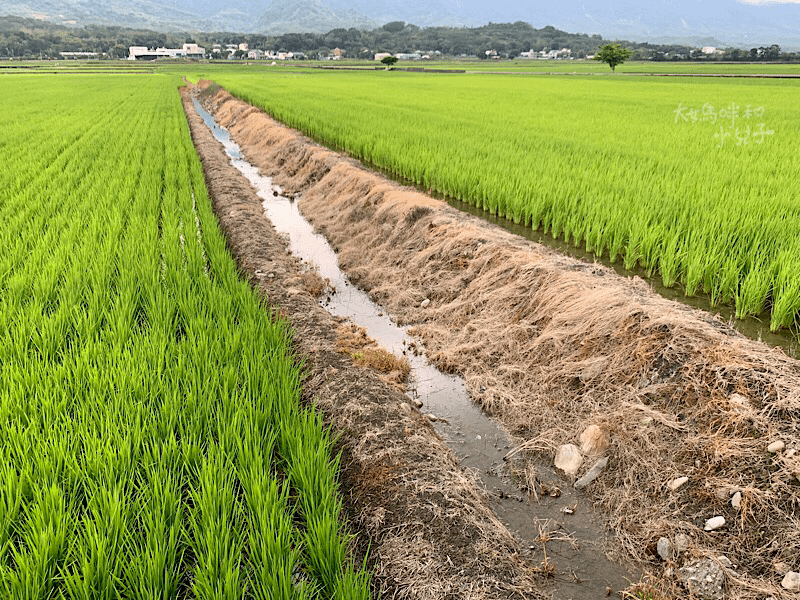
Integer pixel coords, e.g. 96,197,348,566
183,85,543,600
200,82,800,599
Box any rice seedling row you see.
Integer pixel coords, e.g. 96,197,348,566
0,74,369,598
197,67,800,332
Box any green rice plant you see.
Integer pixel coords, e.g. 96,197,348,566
197,67,800,334
0,74,370,598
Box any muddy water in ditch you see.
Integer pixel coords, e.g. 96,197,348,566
193,99,638,599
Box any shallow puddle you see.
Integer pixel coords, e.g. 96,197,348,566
193,98,639,599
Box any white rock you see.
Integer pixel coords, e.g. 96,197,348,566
399,402,411,414
554,444,583,475
420,298,430,308
657,537,673,560
731,491,742,509
424,413,438,422
579,424,610,456
668,476,689,491
574,456,609,489
767,440,786,453
728,393,751,413
782,571,800,591
674,533,690,554
704,516,726,531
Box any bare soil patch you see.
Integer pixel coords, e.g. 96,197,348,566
196,81,800,599
181,86,543,600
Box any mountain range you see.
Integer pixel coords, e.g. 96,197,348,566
2,0,799,49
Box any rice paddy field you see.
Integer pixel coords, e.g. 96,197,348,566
189,64,800,334
3,59,800,598
0,74,369,598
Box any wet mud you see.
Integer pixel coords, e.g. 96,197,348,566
188,82,800,599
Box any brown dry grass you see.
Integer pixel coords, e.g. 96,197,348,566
186,84,545,600
298,269,329,296
200,82,800,599
336,324,411,383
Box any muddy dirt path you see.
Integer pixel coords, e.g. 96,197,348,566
188,82,800,599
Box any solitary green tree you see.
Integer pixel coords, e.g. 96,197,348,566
594,43,633,72
381,55,398,69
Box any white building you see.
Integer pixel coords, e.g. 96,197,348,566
128,43,205,60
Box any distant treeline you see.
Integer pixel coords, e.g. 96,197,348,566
1,16,798,61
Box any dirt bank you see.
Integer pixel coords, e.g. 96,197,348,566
180,87,544,600
198,81,800,599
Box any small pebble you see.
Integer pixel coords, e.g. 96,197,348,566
782,571,800,591
731,491,742,509
410,397,423,409
425,413,438,422
704,516,726,531
767,440,785,453
674,533,690,553
668,476,689,491
399,402,411,414
657,537,672,561
420,298,430,308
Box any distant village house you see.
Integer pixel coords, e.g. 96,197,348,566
128,43,205,60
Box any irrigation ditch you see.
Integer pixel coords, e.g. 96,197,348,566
182,82,800,599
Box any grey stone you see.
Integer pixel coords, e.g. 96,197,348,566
657,537,673,561
574,456,609,489
679,558,726,599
